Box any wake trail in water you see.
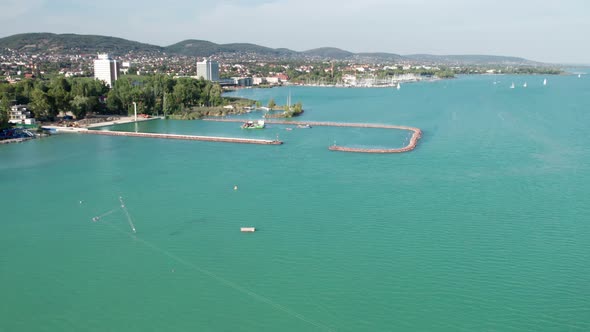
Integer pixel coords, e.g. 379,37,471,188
92,208,118,222
96,221,334,331
118,196,137,233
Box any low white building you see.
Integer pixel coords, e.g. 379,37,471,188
8,105,36,125
233,77,252,87
252,77,267,85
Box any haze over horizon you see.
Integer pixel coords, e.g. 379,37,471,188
1,0,588,64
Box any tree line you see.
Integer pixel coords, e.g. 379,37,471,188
0,74,224,125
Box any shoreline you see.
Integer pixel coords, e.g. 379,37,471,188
42,116,163,133
0,137,35,145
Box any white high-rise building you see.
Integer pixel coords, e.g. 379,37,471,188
94,53,120,88
196,58,219,81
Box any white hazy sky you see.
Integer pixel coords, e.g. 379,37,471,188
1,0,588,63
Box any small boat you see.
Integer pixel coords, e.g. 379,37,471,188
578,74,582,78
543,78,547,86
397,83,401,90
241,227,256,232
297,124,312,129
241,120,265,129
523,82,527,88
510,82,515,89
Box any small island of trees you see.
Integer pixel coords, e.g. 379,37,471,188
263,98,303,118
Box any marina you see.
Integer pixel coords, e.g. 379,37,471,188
205,118,422,153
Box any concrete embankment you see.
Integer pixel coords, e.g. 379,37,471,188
41,116,163,133
86,116,163,128
82,130,282,145
0,137,35,145
203,118,422,153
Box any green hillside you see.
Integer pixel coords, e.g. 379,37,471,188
0,33,543,65
165,40,297,57
303,47,353,59
0,33,162,54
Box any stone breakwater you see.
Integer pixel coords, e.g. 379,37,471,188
82,130,282,145
0,137,34,144
204,119,422,153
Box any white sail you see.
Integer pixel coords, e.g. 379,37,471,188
510,82,515,89
543,78,547,86
523,82,527,88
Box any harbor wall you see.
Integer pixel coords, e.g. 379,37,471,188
204,119,422,153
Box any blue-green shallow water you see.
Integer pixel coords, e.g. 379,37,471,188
1,75,590,331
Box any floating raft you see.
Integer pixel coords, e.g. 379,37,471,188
240,227,256,232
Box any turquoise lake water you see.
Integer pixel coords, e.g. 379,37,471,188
1,75,590,331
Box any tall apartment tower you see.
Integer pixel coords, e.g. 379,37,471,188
94,53,120,88
196,58,219,81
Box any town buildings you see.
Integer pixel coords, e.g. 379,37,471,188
93,53,120,88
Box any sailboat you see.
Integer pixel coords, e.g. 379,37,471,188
523,82,527,88
579,74,582,78
543,78,547,86
510,82,515,89
397,82,401,90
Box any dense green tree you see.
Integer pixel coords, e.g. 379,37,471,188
0,96,10,126
48,77,72,115
268,98,276,109
0,74,242,121
70,95,91,118
29,89,53,119
106,89,123,114
293,101,303,114
208,84,223,106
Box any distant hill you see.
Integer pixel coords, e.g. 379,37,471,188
355,52,404,62
0,33,542,65
405,54,538,65
303,47,353,59
0,33,162,54
164,39,221,56
166,40,297,57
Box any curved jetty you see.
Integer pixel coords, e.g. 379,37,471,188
204,119,422,153
82,130,282,145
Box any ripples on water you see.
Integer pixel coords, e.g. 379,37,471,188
1,75,590,331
